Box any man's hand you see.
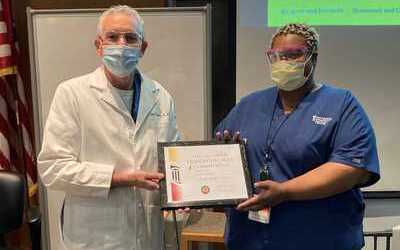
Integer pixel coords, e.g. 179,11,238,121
237,180,288,211
128,169,164,190
112,168,164,190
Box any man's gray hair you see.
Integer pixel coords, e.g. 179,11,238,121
97,5,144,38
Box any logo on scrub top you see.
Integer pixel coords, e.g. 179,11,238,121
312,115,332,126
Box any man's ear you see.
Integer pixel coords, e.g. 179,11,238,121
141,40,148,55
95,38,102,56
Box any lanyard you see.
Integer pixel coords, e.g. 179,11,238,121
131,70,141,122
264,92,289,163
259,90,286,182
263,87,313,176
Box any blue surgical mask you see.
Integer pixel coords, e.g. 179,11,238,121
102,45,142,77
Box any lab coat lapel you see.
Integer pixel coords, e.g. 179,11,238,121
100,88,129,116
135,75,159,132
90,67,131,118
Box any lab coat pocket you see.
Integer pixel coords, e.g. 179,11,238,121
149,111,170,127
63,197,127,244
149,111,170,142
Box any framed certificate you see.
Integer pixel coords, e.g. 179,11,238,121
158,141,253,210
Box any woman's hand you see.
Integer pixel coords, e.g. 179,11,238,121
215,129,241,142
237,180,288,211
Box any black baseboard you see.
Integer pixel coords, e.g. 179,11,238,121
363,191,400,199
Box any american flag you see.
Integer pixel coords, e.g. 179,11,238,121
0,0,37,194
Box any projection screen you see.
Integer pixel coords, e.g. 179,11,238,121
237,0,400,192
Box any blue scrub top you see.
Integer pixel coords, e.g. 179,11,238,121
216,84,380,250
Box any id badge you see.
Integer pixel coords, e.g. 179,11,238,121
248,163,272,224
248,207,271,224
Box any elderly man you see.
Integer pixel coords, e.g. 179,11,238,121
38,5,179,250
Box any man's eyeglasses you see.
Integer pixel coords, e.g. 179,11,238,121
266,47,312,63
102,31,143,47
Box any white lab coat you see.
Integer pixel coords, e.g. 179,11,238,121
38,67,179,250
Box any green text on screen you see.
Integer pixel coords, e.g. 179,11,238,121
268,0,400,27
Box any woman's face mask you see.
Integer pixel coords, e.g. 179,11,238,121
270,59,312,91
268,47,315,91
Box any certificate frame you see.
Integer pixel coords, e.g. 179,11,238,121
158,140,253,210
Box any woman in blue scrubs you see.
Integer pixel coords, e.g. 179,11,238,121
216,23,380,250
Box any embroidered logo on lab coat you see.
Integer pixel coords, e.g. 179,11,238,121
312,115,332,126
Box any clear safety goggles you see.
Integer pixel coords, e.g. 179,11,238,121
102,31,143,47
266,47,314,63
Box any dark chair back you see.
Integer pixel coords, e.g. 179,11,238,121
0,170,25,244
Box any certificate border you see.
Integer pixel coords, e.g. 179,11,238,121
158,140,253,210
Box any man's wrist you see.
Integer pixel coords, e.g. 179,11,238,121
111,170,128,187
